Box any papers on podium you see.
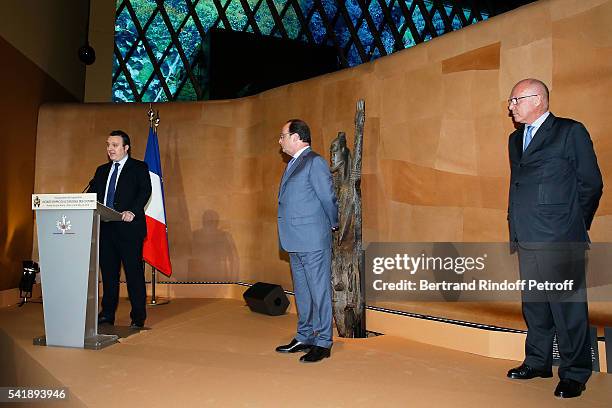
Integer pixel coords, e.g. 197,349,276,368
96,201,122,222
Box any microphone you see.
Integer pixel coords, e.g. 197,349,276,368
82,179,94,193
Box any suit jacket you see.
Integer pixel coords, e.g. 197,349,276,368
89,156,152,240
278,147,339,252
508,113,603,248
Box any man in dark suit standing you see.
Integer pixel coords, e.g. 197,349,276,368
275,119,339,363
506,79,603,398
89,130,152,329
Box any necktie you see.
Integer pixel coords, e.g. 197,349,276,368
523,125,534,152
105,162,120,208
286,157,296,172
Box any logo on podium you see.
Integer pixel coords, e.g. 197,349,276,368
54,215,74,235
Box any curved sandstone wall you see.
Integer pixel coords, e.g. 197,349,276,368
34,0,612,289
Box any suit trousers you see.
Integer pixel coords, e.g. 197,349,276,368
517,246,591,383
99,223,147,323
289,248,333,348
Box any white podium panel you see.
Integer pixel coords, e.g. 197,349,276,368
32,193,121,349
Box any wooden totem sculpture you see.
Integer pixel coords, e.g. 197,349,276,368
330,100,365,338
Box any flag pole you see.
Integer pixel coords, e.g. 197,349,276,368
149,266,169,305
146,104,169,306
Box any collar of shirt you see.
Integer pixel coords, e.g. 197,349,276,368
292,145,310,160
524,111,550,138
114,154,129,169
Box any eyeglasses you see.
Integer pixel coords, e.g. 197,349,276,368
507,94,539,106
279,132,293,139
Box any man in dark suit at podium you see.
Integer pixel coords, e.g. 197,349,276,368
506,79,603,398
88,130,152,329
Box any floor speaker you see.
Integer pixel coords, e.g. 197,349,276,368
243,282,290,316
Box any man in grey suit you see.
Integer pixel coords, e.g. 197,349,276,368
505,79,603,398
275,119,339,363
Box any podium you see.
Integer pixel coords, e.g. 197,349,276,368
32,193,122,349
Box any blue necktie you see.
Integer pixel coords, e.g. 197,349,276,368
523,125,534,152
286,157,296,172
105,162,120,208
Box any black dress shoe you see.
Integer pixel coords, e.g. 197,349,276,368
507,363,553,379
299,346,330,363
275,339,311,353
98,315,114,326
554,379,586,398
129,321,145,329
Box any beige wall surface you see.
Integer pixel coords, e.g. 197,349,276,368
0,0,89,100
0,36,77,291
33,0,612,290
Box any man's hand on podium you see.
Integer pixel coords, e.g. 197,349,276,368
121,211,135,222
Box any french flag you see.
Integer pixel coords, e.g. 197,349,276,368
143,127,172,276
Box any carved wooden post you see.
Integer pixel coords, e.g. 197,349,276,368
330,100,366,338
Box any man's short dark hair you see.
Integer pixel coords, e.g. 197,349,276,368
110,130,131,155
287,119,311,144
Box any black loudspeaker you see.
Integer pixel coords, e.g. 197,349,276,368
243,282,290,316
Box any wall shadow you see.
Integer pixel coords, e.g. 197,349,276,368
188,210,239,282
